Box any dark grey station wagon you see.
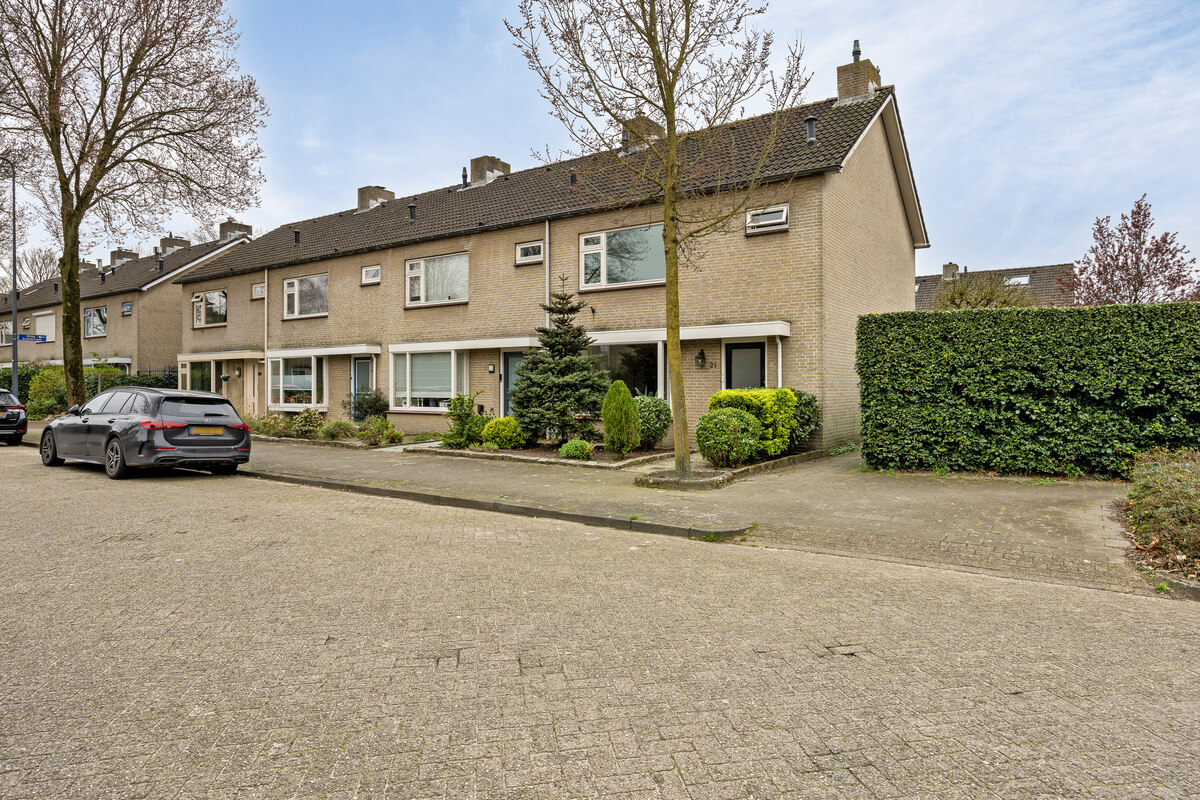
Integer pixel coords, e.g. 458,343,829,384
40,388,251,479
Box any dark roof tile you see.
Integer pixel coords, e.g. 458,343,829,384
915,264,1074,311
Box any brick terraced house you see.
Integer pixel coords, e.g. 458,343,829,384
177,47,928,446
1,222,250,375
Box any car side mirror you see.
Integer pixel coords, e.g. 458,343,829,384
67,404,80,416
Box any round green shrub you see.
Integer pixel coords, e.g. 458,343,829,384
787,389,821,451
291,407,324,438
481,416,526,449
696,408,763,468
601,380,640,457
358,415,403,446
559,439,594,460
319,418,359,440
633,395,671,450
28,367,65,404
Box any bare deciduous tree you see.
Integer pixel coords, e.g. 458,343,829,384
508,0,808,477
932,270,1039,310
1061,195,1197,306
0,0,267,404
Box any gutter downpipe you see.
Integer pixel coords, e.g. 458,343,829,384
544,220,551,327
262,268,268,410
776,335,783,388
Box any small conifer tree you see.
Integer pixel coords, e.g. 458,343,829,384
511,278,609,443
601,380,640,457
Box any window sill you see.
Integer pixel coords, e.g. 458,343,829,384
193,323,228,330
579,279,666,293
361,281,381,287
282,313,329,321
405,299,468,310
515,260,544,267
388,407,450,414
744,226,789,236
84,335,107,339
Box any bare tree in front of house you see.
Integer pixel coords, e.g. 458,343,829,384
0,0,267,405
932,271,1038,310
507,0,808,478
1061,194,1197,306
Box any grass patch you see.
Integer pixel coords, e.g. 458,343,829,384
693,532,728,543
827,441,859,456
1127,449,1200,577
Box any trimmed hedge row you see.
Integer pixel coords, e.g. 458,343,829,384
856,304,1200,478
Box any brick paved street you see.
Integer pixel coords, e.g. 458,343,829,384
1,446,1197,799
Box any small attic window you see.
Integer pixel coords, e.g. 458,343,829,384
516,240,543,265
746,204,789,235
1006,275,1031,286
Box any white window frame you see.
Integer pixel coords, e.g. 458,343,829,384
1006,275,1031,286
21,317,29,330
83,306,108,338
390,349,468,411
745,203,789,235
251,283,266,300
515,240,544,265
268,355,328,410
405,252,469,307
579,223,667,290
191,290,228,328
121,301,133,317
33,311,55,342
282,273,329,320
0,320,10,346
361,265,381,285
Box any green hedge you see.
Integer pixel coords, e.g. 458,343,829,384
857,304,1200,477
708,388,798,457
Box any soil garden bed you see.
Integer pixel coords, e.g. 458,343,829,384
417,444,674,470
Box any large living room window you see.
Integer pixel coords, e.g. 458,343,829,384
589,343,659,397
406,252,468,306
269,356,327,407
283,274,328,319
192,290,227,327
391,350,468,409
580,224,666,289
83,306,107,338
33,312,54,342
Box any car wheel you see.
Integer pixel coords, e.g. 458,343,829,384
40,431,63,466
209,463,238,476
104,437,129,479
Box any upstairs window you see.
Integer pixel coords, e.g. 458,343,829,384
515,240,543,265
283,274,328,319
0,321,10,346
745,204,789,235
1006,275,1031,286
83,306,107,338
406,252,468,306
33,312,55,342
361,265,381,285
192,290,227,327
580,224,666,289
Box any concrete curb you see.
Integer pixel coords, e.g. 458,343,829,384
413,446,676,471
1144,573,1200,602
636,449,826,490
239,468,750,539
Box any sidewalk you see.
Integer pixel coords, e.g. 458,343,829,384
242,437,1137,593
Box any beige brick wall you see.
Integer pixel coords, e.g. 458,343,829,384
2,304,63,365
819,116,917,447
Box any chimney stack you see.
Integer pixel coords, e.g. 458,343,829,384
621,114,665,147
218,219,252,241
469,156,510,186
159,235,190,255
836,40,881,104
357,185,394,211
942,262,960,281
109,248,137,266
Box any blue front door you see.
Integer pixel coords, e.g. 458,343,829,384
352,357,372,415
502,352,524,416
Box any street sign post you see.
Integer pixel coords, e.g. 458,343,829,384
16,334,46,342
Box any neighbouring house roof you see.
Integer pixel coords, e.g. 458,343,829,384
1,236,246,313
181,87,927,286
915,264,1074,311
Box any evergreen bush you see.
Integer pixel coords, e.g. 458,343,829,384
291,407,324,438
510,279,609,443
633,395,671,450
857,304,1200,477
707,388,797,457
0,362,45,403
601,380,640,457
358,415,403,446
443,391,490,448
558,439,593,460
481,416,526,449
696,408,762,468
786,389,821,451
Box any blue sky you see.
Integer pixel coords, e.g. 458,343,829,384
144,0,1200,276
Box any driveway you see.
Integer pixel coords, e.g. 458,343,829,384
0,446,1196,799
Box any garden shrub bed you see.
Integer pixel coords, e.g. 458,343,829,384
421,443,674,470
857,304,1200,478
1126,449,1200,577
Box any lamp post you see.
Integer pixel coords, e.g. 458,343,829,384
0,156,14,397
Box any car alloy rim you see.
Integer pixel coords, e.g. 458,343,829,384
107,441,120,472
41,435,51,459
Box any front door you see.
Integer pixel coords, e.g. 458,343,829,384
351,357,373,417
725,342,766,389
502,352,524,416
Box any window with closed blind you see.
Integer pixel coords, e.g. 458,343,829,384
391,350,468,409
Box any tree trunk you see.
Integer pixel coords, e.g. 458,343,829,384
662,173,690,478
59,219,84,407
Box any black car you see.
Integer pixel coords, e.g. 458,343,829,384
0,390,27,445
40,388,251,479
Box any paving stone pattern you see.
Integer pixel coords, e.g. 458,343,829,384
1,447,1197,799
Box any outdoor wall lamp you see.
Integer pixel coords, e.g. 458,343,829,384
234,366,242,378
488,363,495,373
694,349,706,368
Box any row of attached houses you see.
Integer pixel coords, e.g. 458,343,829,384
0,222,252,373
173,47,928,448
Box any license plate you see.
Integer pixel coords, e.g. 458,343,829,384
191,426,224,435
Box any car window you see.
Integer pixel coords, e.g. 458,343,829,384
101,391,133,413
160,398,236,417
0,391,15,406
80,394,111,415
127,393,151,415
